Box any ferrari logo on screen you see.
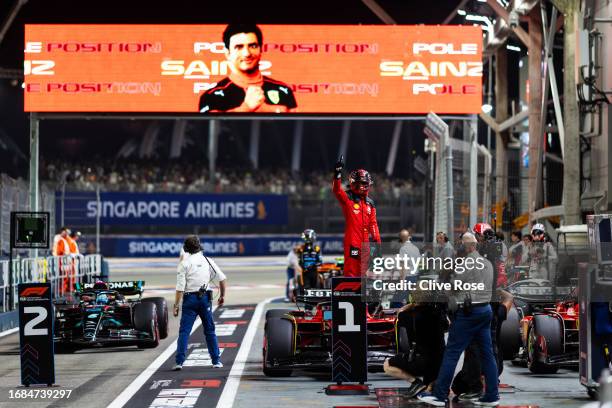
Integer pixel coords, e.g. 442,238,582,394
24,25,482,114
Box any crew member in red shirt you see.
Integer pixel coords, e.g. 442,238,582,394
332,156,381,277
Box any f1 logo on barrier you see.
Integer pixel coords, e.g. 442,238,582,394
18,283,55,386
20,287,49,297
334,282,361,292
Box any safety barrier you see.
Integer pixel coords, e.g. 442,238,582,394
0,254,102,313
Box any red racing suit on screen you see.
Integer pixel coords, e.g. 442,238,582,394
332,178,381,277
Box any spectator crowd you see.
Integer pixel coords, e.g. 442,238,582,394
41,158,418,200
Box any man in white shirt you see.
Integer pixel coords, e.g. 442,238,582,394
173,235,227,371
285,245,302,301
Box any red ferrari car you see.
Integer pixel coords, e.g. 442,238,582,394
517,299,579,374
262,289,403,377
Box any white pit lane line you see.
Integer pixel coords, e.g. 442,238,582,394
107,306,216,408
216,297,278,408
108,297,280,408
0,327,19,338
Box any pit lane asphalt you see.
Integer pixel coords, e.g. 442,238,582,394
0,256,286,408
0,256,594,407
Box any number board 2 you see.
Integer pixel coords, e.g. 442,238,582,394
331,277,367,384
18,283,55,386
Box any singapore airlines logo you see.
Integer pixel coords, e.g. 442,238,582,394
257,201,267,220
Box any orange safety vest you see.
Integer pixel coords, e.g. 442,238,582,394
53,235,69,256
66,236,79,255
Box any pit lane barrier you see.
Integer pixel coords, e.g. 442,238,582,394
0,254,103,317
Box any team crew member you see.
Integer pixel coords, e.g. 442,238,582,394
296,229,323,289
418,232,499,407
332,156,381,277
199,24,297,113
452,223,510,400
398,229,420,279
384,290,447,397
434,231,454,282
285,245,302,301
52,226,70,256
507,231,524,265
173,235,227,371
528,223,557,280
67,230,81,256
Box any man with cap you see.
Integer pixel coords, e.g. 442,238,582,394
528,223,557,280
418,232,499,406
173,235,227,371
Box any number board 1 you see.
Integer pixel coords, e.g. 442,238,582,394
331,277,367,383
18,283,55,386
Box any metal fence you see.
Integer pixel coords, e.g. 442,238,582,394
0,174,55,256
433,135,492,241
0,254,102,313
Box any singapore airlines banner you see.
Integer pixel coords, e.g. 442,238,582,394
24,25,483,114
58,192,288,225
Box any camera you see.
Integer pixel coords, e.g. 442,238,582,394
509,11,520,28
462,295,473,315
197,283,209,299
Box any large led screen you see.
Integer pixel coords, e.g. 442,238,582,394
24,24,483,114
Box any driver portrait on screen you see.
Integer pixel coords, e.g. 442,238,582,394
199,24,297,113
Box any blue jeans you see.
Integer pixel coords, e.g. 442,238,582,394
433,305,499,401
175,292,220,365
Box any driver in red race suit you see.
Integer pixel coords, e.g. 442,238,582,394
332,156,381,277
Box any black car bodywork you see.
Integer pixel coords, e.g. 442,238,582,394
53,281,168,351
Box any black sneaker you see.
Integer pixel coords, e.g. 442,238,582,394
405,379,427,398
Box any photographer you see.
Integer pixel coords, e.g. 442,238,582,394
451,223,511,401
173,235,227,371
418,232,499,407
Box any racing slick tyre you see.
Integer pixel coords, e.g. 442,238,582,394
398,326,411,354
527,314,562,374
134,302,160,349
265,309,293,320
142,297,169,339
263,317,294,377
500,305,521,360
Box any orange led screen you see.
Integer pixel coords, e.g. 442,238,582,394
24,24,483,114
